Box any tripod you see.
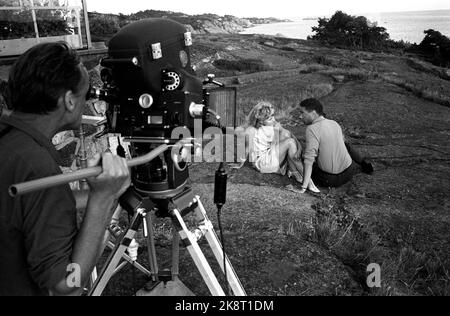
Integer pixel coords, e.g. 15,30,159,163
88,184,246,296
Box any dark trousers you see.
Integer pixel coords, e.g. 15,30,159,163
311,143,363,188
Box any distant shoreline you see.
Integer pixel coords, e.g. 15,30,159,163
242,10,450,44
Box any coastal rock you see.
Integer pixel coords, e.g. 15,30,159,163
187,15,253,34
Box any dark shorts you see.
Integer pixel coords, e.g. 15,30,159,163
312,161,358,188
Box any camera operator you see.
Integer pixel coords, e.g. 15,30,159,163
0,42,131,296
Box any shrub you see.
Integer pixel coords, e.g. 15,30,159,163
308,11,390,51
408,29,450,67
0,8,70,39
88,13,121,38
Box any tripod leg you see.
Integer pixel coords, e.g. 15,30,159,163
195,197,247,296
88,209,144,296
171,209,226,296
89,268,98,288
144,213,159,281
172,223,180,280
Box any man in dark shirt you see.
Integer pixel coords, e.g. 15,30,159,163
0,42,131,296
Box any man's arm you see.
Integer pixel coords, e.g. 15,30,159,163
302,127,319,191
50,153,130,296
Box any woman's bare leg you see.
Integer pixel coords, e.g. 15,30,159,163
277,138,297,162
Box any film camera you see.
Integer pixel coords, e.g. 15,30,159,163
89,18,223,196
85,18,245,296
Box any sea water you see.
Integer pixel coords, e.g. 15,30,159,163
241,9,450,44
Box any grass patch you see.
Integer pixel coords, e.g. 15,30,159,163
213,59,271,73
306,196,450,296
318,67,379,81
382,74,450,107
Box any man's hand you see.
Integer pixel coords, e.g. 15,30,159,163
87,152,131,201
49,152,131,296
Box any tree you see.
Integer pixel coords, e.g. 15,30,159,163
0,0,70,39
88,13,120,37
417,29,450,67
309,11,390,50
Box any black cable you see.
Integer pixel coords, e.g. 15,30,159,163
207,104,231,295
216,205,230,296
214,162,231,295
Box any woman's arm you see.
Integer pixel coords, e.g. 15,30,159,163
231,126,256,169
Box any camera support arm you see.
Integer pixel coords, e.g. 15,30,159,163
9,144,171,197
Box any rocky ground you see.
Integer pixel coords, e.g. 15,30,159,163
187,34,450,296
100,35,450,296
1,33,449,296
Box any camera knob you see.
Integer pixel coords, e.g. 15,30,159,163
139,94,154,109
189,102,205,118
162,71,181,91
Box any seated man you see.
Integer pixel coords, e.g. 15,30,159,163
0,42,131,296
299,98,373,190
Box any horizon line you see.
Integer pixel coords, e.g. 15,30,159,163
89,7,450,19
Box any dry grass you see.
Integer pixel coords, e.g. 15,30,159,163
381,74,450,107
306,197,450,296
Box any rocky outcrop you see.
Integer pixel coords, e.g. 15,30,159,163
186,15,252,34
87,10,291,37
245,17,291,24
186,15,291,34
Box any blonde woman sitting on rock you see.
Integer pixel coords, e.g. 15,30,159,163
233,101,319,193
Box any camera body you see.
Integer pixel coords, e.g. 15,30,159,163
95,18,205,141
89,18,214,195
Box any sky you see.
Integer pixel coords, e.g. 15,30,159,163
84,0,450,18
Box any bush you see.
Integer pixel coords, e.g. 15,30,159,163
308,11,390,51
409,29,450,67
88,13,121,38
0,8,71,39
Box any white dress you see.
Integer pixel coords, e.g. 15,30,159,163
250,125,281,173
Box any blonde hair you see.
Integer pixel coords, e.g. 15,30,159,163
246,101,275,129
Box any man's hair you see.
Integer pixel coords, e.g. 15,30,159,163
246,101,275,129
300,98,324,116
6,42,83,114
